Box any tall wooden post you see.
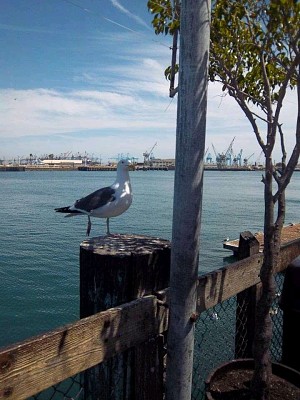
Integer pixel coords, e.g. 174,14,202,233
235,231,260,358
80,234,170,400
280,257,300,371
165,1,211,399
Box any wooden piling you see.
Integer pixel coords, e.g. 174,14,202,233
80,234,170,400
280,257,300,371
235,231,261,358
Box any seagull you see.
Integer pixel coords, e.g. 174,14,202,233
55,159,132,236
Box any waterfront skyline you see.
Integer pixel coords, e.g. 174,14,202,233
0,0,298,164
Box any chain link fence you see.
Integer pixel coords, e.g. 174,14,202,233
192,271,284,400
28,374,83,400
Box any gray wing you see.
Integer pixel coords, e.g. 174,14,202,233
74,186,115,212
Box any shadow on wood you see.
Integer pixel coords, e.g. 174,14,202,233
80,234,171,400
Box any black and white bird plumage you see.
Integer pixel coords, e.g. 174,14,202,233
55,159,132,235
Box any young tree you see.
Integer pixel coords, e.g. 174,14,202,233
148,0,300,399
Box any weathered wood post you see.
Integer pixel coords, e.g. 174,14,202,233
235,231,260,358
279,257,300,371
80,234,170,400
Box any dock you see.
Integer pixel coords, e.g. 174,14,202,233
223,223,300,255
0,165,25,172
78,165,117,171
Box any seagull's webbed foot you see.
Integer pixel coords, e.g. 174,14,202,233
86,216,92,236
106,218,110,235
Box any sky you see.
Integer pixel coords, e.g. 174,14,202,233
0,0,298,164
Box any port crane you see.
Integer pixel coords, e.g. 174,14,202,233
211,144,220,165
212,137,235,168
255,150,264,167
224,137,235,167
63,151,72,159
243,153,254,167
143,142,157,165
206,153,212,163
233,149,243,167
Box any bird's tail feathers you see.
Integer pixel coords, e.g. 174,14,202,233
64,213,79,218
55,206,81,217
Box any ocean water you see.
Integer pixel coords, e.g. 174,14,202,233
0,169,299,348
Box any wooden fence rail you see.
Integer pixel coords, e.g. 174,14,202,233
155,238,300,315
0,296,166,400
196,238,300,313
1,235,300,399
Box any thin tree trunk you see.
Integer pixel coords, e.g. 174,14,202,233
251,158,281,400
165,1,211,399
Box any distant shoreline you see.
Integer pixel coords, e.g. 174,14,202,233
0,164,270,172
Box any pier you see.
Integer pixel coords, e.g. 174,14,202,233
1,229,300,399
223,222,300,255
0,165,25,172
0,163,262,172
78,165,117,171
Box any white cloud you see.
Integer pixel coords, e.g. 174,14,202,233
110,0,151,30
0,29,178,161
0,46,297,163
1,78,297,162
206,83,298,160
0,88,173,136
0,36,177,144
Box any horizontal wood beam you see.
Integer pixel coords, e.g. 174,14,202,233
196,238,300,313
153,239,300,315
0,296,158,400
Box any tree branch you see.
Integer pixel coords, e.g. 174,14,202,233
273,60,300,204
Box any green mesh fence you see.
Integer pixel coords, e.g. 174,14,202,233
191,271,284,400
29,374,84,400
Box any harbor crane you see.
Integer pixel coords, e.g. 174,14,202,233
233,149,243,167
143,142,157,165
204,147,213,164
211,143,218,163
255,150,264,167
243,153,254,167
224,137,235,166
63,151,72,159
212,137,235,168
206,153,213,163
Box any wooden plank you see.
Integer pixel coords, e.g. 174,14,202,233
197,238,300,313
196,253,263,313
223,239,240,253
0,296,157,400
157,238,300,315
223,223,300,254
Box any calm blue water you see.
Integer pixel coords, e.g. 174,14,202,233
0,170,299,348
